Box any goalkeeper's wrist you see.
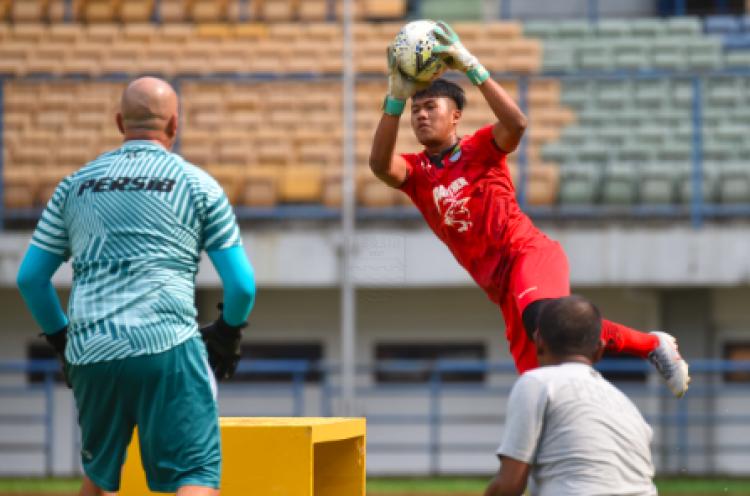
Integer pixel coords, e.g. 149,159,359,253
467,64,490,86
216,315,244,339
382,96,407,116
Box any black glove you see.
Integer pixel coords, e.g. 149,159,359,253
200,303,246,380
42,327,72,389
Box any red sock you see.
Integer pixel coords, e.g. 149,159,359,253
601,319,659,359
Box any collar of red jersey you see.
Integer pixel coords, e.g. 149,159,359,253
427,140,462,170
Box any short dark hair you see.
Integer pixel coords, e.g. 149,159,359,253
537,295,602,356
412,78,466,111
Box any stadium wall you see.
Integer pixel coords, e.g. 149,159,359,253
2,225,750,476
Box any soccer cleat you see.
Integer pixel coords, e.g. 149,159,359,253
647,332,690,398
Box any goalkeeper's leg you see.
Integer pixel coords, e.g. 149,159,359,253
79,476,117,496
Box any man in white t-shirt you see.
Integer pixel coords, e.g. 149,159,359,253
484,295,658,496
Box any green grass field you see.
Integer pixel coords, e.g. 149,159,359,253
2,477,750,495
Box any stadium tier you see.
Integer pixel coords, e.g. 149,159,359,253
2,17,750,211
0,0,407,23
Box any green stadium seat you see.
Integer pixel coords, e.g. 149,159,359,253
640,163,679,204
719,163,750,203
578,42,613,71
597,19,631,38
597,127,629,146
725,51,750,68
596,80,632,108
612,108,645,128
523,21,559,40
657,142,691,165
634,124,670,146
542,142,576,164
731,107,750,126
559,126,590,145
558,164,600,205
617,141,654,163
560,79,593,108
665,17,703,37
634,79,670,107
631,18,666,38
712,124,747,144
703,139,736,161
653,108,691,128
577,108,611,128
577,143,611,164
542,44,576,72
651,51,686,71
685,39,723,70
678,162,718,204
601,163,638,205
672,80,695,107
705,77,743,107
558,21,591,39
421,0,482,22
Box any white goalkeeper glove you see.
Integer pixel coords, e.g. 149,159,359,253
432,21,490,86
382,44,431,116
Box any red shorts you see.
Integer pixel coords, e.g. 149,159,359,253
500,238,570,375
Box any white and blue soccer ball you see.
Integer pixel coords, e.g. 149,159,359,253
392,20,449,82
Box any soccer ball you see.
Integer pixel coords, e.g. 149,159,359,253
392,20,449,83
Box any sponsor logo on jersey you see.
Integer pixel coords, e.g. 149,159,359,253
77,177,176,196
432,177,472,233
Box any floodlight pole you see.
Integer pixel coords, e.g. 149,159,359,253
340,0,357,417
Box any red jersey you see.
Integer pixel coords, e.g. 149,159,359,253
398,125,546,306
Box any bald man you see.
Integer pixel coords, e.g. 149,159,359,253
17,77,256,496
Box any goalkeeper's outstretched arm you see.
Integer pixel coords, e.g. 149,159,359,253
370,113,411,188
478,78,528,154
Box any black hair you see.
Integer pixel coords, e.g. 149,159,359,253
412,78,466,111
537,295,602,357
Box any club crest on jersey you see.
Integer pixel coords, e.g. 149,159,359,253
433,177,472,233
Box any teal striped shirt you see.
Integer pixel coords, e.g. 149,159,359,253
31,141,242,365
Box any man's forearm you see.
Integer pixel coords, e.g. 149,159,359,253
479,78,528,136
17,245,68,335
369,113,403,187
207,246,256,327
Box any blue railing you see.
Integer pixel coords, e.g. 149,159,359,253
3,358,750,476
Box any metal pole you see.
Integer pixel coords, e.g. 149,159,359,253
64,0,72,22
517,76,529,210
499,0,511,20
675,0,686,16
691,77,703,229
45,370,55,476
429,367,441,475
0,78,4,231
340,0,357,417
588,0,598,22
240,0,250,22
152,0,161,23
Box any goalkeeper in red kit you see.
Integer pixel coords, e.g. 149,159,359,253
369,21,690,398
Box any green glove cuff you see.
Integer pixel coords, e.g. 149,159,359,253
467,65,490,86
382,96,407,116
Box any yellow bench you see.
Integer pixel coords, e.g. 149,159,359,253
121,418,366,495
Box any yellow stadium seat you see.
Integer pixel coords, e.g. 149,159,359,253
85,24,120,44
299,144,341,167
11,145,52,169
263,0,294,21
530,107,576,127
212,45,252,73
299,0,328,21
3,112,31,135
204,166,244,205
100,45,141,75
84,0,117,22
12,24,46,43
4,169,37,208
159,0,186,22
527,164,560,206
243,167,279,207
487,22,522,40
64,45,105,76
119,0,153,21
47,0,85,21
175,45,215,75
26,46,67,76
0,0,10,20
226,0,255,22
138,45,177,77
122,23,157,43
528,126,561,147
216,142,256,166
0,42,31,77
158,24,194,43
359,172,397,207
322,168,342,207
180,141,215,167
258,142,294,165
190,0,227,21
234,23,269,39
279,165,324,203
305,23,341,41
195,23,232,40
363,0,404,18
56,144,94,169
505,39,542,73
47,24,84,44
11,0,46,22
